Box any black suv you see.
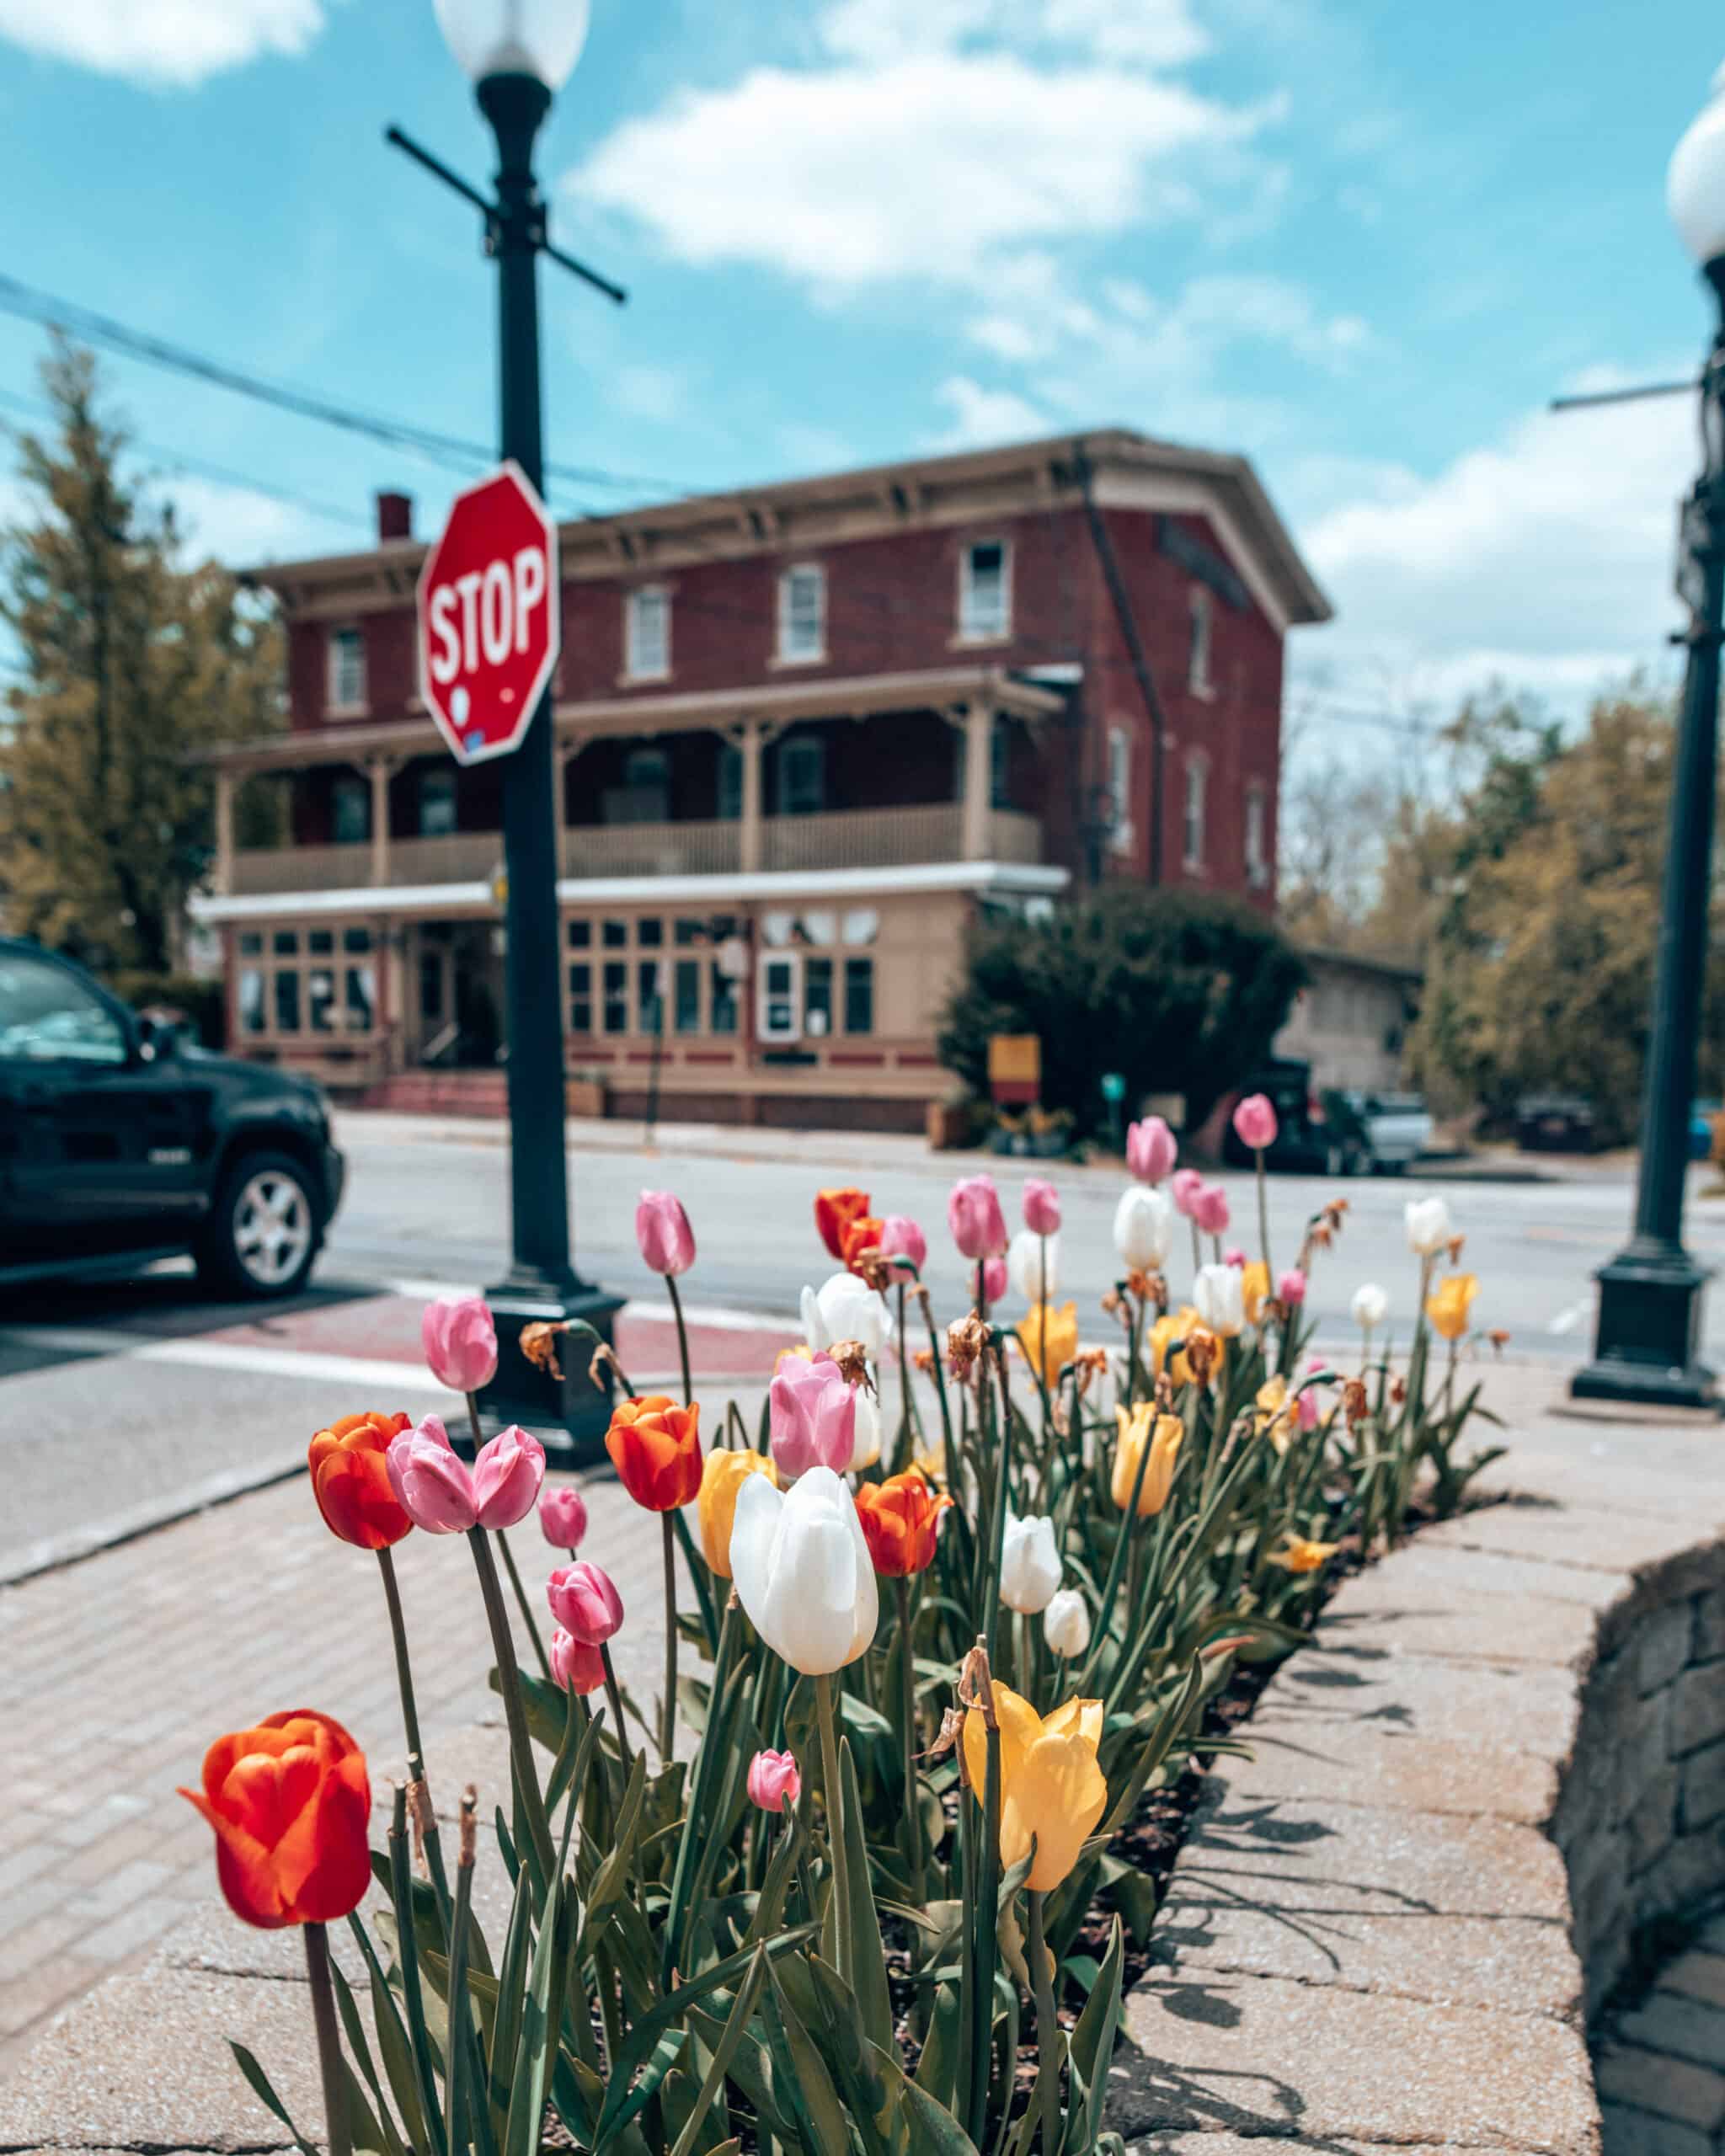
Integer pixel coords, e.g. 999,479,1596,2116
0,938,344,1298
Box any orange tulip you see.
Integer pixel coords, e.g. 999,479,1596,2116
307,1412,413,1550
605,1395,703,1511
179,1710,371,1929
839,1214,885,1273
854,1470,952,1577
815,1187,872,1262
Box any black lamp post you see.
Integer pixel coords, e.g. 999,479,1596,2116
393,0,624,1446
1573,71,1725,1411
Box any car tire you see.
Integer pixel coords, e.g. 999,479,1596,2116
197,1150,321,1299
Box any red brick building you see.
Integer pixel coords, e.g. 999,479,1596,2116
195,430,1329,1129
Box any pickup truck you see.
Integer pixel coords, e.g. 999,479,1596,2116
1346,1091,1436,1173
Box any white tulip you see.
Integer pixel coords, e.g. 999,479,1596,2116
799,1283,829,1353
815,1271,891,1359
1008,1226,1060,1303
999,1512,1063,1614
1043,1588,1092,1659
729,1465,879,1676
1194,1262,1245,1338
1114,1186,1174,1271
1405,1196,1453,1257
846,1384,882,1474
1351,1283,1389,1331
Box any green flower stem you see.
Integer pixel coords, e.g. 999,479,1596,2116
466,1524,554,1882
982,1347,1017,1661
600,1642,633,1774
1028,1891,1060,2154
1255,1146,1274,1280
374,1545,451,1924
660,1512,679,1765
814,1673,849,1951
302,1922,351,2156
894,1576,925,1902
893,1280,914,1474
665,1273,695,1410
968,1650,1003,2151
1077,1406,1156,1692
917,1285,956,1474
464,1390,551,1681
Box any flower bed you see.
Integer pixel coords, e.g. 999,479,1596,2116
178,1103,1500,2155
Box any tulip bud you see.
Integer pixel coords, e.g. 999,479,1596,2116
1007,1226,1060,1303
635,1189,696,1277
877,1214,927,1279
538,1483,589,1551
1351,1282,1389,1330
421,1294,499,1395
1194,1262,1245,1339
1022,1177,1061,1235
1126,1116,1178,1184
1191,1182,1231,1236
550,1628,606,1695
999,1512,1062,1613
1232,1093,1279,1152
547,1560,624,1645
1170,1166,1204,1218
1405,1196,1454,1257
982,1256,1008,1306
1222,1245,1247,1268
470,1424,546,1530
1278,1267,1308,1307
1043,1588,1092,1659
747,1748,803,1812
948,1173,1008,1262
1114,1186,1173,1270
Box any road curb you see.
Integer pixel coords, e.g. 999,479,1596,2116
0,1451,308,1590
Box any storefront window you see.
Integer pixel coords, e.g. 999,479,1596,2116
309,929,335,957
603,962,628,1033
638,959,663,1034
240,969,264,1034
710,962,739,1035
568,919,591,949
804,956,833,1038
844,958,874,1035
274,971,302,1033
569,963,592,1033
675,959,701,1034
309,969,338,1034
602,919,628,949
236,922,378,1041
345,966,376,1031
638,918,664,947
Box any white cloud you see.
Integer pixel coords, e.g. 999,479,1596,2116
0,0,324,85
931,376,1050,448
611,364,693,425
822,0,1209,67
163,477,348,568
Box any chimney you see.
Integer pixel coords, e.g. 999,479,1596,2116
377,490,414,543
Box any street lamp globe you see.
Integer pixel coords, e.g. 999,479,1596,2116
1669,61,1725,268
433,0,590,89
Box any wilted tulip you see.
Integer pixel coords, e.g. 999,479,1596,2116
962,1685,1107,1892
1023,1177,1061,1235
1016,1300,1079,1386
308,1411,413,1550
546,1559,623,1645
769,1357,857,1481
1427,1273,1479,1342
1114,1185,1173,1270
1351,1282,1388,1331
1112,1402,1183,1516
729,1465,879,1675
814,1187,872,1262
538,1483,589,1552
1000,1511,1063,1613
1170,1166,1204,1218
422,1294,499,1395
605,1396,703,1512
948,1173,1008,1262
1043,1588,1092,1660
1148,1305,1202,1386
1008,1226,1060,1303
1127,1115,1178,1184
1191,1182,1231,1237
1194,1262,1245,1338
1406,1195,1454,1257
635,1189,696,1276
1270,1535,1340,1574
697,1447,778,1577
1233,1093,1279,1151
854,1468,951,1576
179,1711,371,1929
550,1628,606,1695
747,1748,803,1812
877,1214,927,1279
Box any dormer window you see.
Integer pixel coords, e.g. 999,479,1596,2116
777,564,825,664
625,586,670,680
328,626,366,715
959,539,1011,642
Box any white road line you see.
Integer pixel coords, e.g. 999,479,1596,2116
0,1324,451,1395
1547,1298,1592,1337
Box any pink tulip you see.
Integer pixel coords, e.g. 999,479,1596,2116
948,1173,1008,1262
982,1256,1008,1306
636,1189,696,1277
387,1416,478,1534
1171,1168,1204,1219
1023,1178,1061,1235
1223,1246,1247,1269
547,1559,624,1645
422,1295,498,1395
470,1424,546,1529
878,1215,927,1279
747,1748,803,1813
768,1357,857,1481
1232,1093,1279,1152
1192,1183,1231,1236
1297,1356,1327,1432
550,1628,606,1695
1279,1267,1308,1307
539,1484,589,1551
1126,1116,1178,1184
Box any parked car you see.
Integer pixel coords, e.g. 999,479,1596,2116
1222,1060,1373,1177
1515,1095,1598,1153
0,938,344,1298
1339,1091,1435,1174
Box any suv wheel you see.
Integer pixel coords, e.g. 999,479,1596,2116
198,1151,319,1299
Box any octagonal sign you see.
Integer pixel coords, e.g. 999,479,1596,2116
417,461,561,766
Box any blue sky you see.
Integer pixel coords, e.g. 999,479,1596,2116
0,0,1717,740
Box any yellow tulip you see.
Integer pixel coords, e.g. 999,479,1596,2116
1426,1273,1479,1343
1254,1376,1296,1456
1241,1261,1271,1326
697,1448,778,1578
1148,1305,1202,1386
1111,1403,1183,1516
1017,1301,1079,1387
962,1683,1108,1892
1270,1535,1338,1575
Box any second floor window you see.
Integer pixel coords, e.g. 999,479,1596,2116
959,540,1011,641
777,564,825,664
1188,588,1214,696
1184,756,1209,871
1106,724,1133,856
1245,782,1269,889
328,627,366,714
625,587,670,680
419,768,457,837
717,742,743,821
332,775,370,846
777,736,826,817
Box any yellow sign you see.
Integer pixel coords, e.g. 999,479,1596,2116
989,1034,1041,1103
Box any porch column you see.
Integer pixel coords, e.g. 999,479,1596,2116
739,718,766,874
556,738,582,879
962,702,995,861
213,767,236,896
367,755,396,889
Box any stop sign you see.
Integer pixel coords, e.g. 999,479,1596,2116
417,461,561,766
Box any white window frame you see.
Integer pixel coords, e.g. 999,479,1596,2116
624,585,671,682
1188,587,1215,698
757,949,804,1043
1245,780,1269,889
957,537,1012,644
1183,753,1209,873
776,563,826,666
1106,723,1134,857
327,626,367,717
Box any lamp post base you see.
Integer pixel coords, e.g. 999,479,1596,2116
1570,1242,1718,1411
474,1275,626,1460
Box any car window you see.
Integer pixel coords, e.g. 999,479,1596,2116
0,954,128,1065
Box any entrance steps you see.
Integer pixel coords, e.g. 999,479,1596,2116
365,1069,511,1118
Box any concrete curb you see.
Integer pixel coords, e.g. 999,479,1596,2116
0,1452,308,1590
